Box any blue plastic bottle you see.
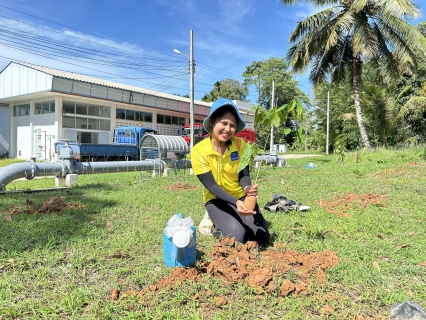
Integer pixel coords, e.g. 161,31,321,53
163,213,197,267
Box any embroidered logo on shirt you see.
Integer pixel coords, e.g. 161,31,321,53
231,151,239,161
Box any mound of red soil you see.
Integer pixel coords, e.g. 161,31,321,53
4,197,85,216
115,237,339,301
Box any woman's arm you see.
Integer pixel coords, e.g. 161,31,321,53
238,165,252,191
196,171,239,205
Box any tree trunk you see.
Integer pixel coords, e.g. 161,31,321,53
353,55,372,149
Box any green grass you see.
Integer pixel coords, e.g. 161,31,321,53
1,147,426,319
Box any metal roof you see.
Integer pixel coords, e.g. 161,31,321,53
12,60,212,107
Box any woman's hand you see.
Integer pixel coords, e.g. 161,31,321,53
236,200,256,215
244,184,258,197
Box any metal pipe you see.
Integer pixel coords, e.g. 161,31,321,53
253,155,286,165
0,160,64,190
173,159,192,169
0,159,163,191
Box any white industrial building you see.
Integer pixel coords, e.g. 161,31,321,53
0,60,254,161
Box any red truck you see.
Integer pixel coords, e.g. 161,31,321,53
181,122,255,145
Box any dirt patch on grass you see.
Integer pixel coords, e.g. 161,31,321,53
315,192,388,217
115,237,339,303
3,196,85,217
280,170,304,175
383,168,404,175
407,161,424,167
162,183,199,191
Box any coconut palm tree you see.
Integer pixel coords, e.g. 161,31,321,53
279,0,426,149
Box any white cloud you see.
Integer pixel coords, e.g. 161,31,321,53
218,0,254,23
277,3,329,22
0,17,144,55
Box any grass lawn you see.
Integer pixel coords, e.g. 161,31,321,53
0,146,425,319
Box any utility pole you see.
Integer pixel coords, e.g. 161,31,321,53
326,91,330,155
189,30,195,151
173,32,195,150
269,80,275,152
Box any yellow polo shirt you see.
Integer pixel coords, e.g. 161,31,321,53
191,136,246,203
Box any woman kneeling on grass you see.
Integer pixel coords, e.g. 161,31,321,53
191,98,270,244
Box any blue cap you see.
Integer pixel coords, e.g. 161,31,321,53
203,98,246,134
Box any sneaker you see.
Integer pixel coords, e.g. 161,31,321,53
199,211,213,236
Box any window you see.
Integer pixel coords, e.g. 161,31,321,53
63,101,110,118
126,110,135,120
64,117,110,131
116,108,125,119
100,106,110,117
76,117,87,129
63,116,75,128
35,101,55,114
13,104,30,116
63,101,75,114
100,119,110,131
88,105,100,116
76,103,87,115
157,114,164,124
156,113,184,125
144,112,153,122
88,118,99,130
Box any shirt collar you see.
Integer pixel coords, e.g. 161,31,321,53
204,137,236,156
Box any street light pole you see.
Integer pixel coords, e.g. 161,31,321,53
312,103,330,155
189,30,194,151
173,30,195,150
269,80,275,152
326,91,330,155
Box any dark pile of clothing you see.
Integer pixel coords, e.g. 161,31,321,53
263,193,308,213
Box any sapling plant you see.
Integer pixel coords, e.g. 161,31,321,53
237,98,304,211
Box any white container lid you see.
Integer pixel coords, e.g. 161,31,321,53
172,230,190,248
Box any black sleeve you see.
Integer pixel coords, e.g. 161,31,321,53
238,165,252,191
196,171,239,205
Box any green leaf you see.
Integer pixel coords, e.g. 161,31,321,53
237,142,260,173
282,127,292,135
237,143,254,173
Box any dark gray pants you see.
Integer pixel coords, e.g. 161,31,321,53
205,198,270,244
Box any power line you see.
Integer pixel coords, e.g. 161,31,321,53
0,5,257,98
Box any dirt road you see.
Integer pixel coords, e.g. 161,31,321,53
281,154,323,159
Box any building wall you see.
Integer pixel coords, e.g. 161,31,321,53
0,63,53,99
8,93,198,160
0,104,9,156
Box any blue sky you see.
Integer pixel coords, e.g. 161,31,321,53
0,0,424,103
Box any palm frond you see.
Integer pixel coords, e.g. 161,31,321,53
380,0,422,19
331,35,353,83
309,52,329,84
288,8,335,43
379,15,426,57
396,85,412,101
324,10,355,52
351,0,370,14
397,96,426,119
352,16,379,59
340,113,357,121
371,22,403,82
